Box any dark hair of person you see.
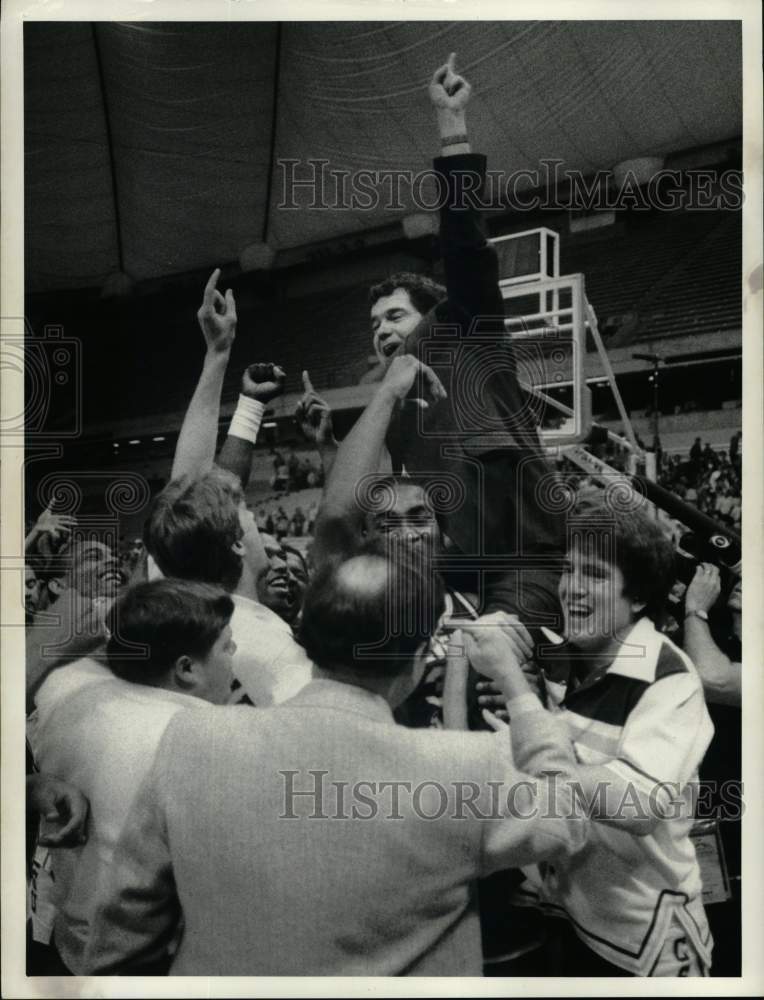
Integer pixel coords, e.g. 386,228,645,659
106,578,234,685
569,488,676,625
368,271,446,317
282,544,309,579
143,468,244,592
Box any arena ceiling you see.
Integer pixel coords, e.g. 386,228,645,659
24,20,742,293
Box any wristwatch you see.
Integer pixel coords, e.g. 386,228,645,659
685,608,709,622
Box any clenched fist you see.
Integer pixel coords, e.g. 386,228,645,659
242,363,286,404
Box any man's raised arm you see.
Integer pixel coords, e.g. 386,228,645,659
312,356,446,564
427,55,505,337
217,363,286,489
171,268,236,481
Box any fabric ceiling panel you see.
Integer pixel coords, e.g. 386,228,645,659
584,21,742,158
24,23,119,291
23,20,742,291
269,20,466,250
93,21,277,281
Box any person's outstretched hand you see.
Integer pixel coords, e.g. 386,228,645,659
197,268,237,354
429,53,472,111
27,773,89,847
295,370,335,447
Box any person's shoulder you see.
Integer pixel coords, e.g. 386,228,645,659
232,594,289,632
35,655,115,708
609,618,694,687
160,704,256,754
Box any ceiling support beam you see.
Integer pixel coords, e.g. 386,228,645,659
91,23,126,274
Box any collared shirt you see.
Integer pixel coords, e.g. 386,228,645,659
229,594,313,707
28,657,208,973
518,617,715,975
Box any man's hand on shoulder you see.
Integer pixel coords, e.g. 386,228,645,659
378,355,447,408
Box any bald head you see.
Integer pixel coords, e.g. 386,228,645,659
300,549,444,678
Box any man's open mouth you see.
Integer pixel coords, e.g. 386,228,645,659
566,607,591,621
383,341,400,358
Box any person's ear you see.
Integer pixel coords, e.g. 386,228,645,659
173,654,201,692
231,539,245,557
630,599,647,617
48,577,65,598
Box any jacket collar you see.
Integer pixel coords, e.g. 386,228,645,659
283,678,395,726
605,617,661,682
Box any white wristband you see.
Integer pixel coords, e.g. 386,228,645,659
228,395,265,443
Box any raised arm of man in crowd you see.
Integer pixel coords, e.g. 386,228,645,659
312,355,446,564
217,363,286,489
294,370,339,481
170,268,288,489
683,563,742,707
25,507,77,561
171,268,236,480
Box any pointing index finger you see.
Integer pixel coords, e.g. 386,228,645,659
203,268,221,305
302,370,314,394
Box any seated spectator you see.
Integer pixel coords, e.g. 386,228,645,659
27,579,236,974
291,505,306,538
714,486,735,522
306,501,319,535
516,490,714,976
255,506,267,532
274,507,290,540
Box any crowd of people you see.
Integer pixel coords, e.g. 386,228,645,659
268,446,325,494
253,499,319,540
24,57,742,979
660,436,742,533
